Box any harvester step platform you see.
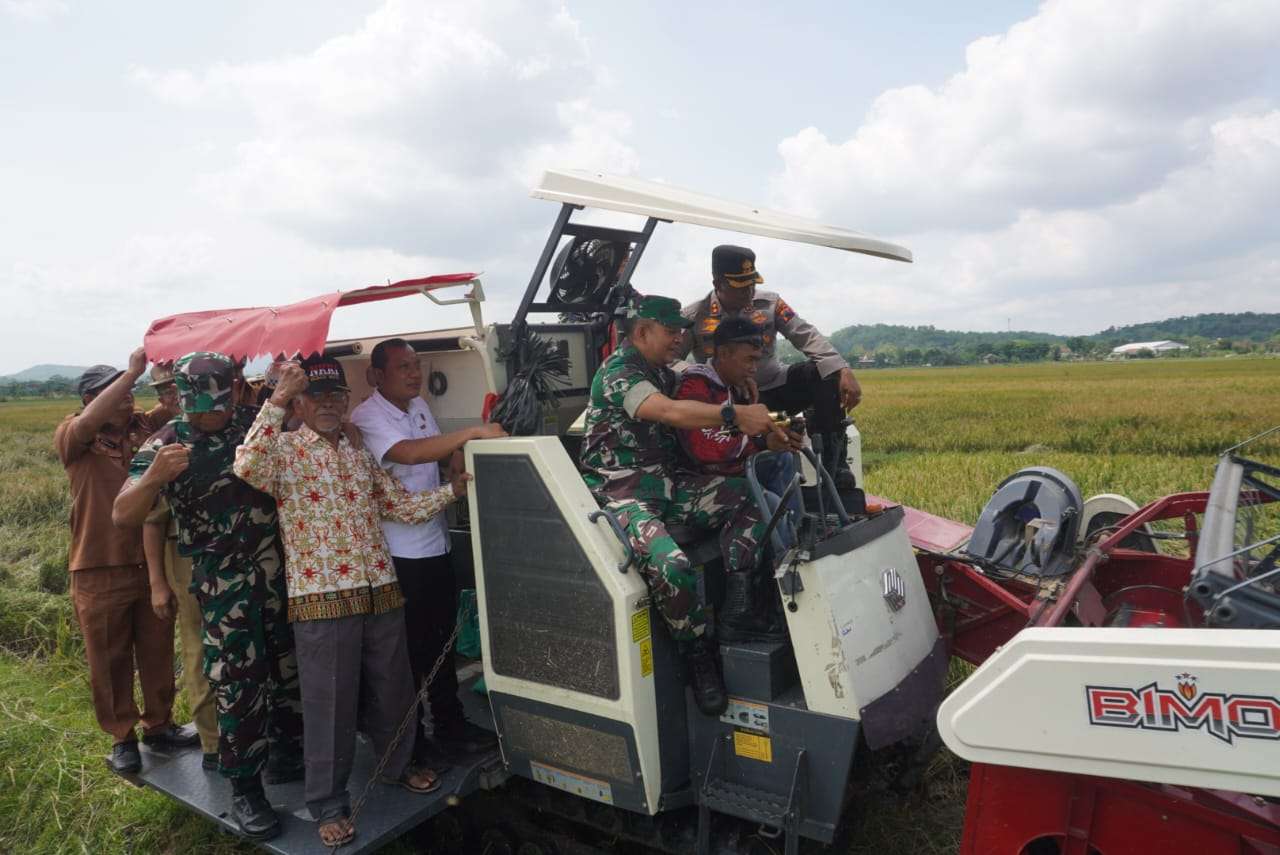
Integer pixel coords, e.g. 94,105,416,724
118,669,505,854
700,778,791,826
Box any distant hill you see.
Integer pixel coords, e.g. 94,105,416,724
778,311,1280,366
1094,312,1280,344
1,364,90,382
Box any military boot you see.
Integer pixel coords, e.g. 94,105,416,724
230,776,280,840
719,574,788,644
820,429,858,491
688,639,727,716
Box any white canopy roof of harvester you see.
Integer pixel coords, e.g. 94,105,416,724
531,168,913,263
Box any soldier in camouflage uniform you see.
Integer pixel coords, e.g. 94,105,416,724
114,352,303,841
580,296,781,715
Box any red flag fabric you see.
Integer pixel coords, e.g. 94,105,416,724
143,274,478,363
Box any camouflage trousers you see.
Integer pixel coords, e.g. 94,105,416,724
606,473,765,642
192,537,303,779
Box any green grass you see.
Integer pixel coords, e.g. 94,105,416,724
2,361,1278,854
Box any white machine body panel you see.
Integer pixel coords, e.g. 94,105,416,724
938,628,1280,797
467,437,665,813
784,512,939,718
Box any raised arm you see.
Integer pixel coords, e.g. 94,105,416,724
71,347,148,446
232,362,309,494
232,401,290,497
114,439,189,528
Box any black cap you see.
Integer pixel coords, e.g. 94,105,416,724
77,364,124,397
300,354,349,394
712,245,763,286
713,317,765,348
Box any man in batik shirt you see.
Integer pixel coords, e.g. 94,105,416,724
234,355,469,848
579,295,780,716
114,352,303,841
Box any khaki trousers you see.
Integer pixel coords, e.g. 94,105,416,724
70,564,175,744
165,537,219,754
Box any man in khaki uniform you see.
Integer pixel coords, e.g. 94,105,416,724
681,245,863,487
143,497,219,768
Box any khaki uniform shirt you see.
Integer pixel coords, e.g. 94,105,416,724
680,290,847,392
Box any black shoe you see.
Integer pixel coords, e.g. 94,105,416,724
231,790,280,840
202,753,219,771
688,640,727,716
433,718,497,754
833,467,858,492
141,723,201,750
263,755,305,786
107,740,142,774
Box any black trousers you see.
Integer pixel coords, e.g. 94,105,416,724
390,554,462,763
758,362,845,433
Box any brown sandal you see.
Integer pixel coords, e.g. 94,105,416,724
317,815,355,846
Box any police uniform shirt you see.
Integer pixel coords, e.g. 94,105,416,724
681,290,848,392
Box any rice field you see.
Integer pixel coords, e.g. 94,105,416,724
0,356,1277,854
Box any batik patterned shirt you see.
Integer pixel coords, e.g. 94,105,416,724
233,401,456,622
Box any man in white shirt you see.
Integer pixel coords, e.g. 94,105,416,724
350,338,506,762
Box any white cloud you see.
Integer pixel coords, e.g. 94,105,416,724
131,0,638,257
770,0,1280,332
1,0,66,21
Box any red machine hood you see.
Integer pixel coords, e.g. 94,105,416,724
143,274,478,362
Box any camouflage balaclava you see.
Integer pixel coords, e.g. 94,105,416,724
173,351,236,414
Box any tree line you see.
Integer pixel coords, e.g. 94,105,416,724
777,312,1280,367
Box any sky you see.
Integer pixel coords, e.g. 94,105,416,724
2,0,1278,374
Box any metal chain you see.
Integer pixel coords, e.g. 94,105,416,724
330,604,470,849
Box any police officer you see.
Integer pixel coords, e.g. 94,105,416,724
682,245,862,487
579,295,781,716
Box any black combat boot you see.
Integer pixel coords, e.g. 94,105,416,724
230,775,280,840
688,639,727,716
719,574,788,644
820,429,858,491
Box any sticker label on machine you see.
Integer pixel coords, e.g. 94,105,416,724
720,697,770,733
631,609,653,678
530,761,614,805
733,729,773,763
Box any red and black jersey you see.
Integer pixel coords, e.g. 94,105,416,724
673,364,757,477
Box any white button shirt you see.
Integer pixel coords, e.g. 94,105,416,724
349,390,450,559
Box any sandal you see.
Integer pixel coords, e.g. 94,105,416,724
317,815,355,847
387,765,441,794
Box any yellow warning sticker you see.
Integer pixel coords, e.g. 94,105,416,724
630,609,651,643
639,638,653,677
732,727,768,762
733,729,773,763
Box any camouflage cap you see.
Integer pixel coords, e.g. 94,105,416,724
625,295,693,329
173,351,236,414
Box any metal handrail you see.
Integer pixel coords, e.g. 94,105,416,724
589,508,634,573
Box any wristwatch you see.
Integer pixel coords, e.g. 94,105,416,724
720,401,736,427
